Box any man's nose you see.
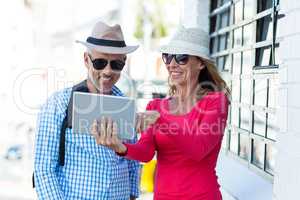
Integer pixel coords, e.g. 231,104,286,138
102,62,113,74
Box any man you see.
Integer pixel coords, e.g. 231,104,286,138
34,21,140,200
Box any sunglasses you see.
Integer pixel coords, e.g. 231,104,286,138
88,54,126,71
162,53,189,65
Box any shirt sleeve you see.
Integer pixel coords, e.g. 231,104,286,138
124,99,159,163
172,92,229,162
34,94,65,199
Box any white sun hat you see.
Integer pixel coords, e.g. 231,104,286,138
159,25,215,64
76,21,139,54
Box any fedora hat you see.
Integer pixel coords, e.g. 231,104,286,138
76,21,139,54
159,25,215,64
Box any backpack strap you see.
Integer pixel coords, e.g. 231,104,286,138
58,115,68,166
32,173,35,188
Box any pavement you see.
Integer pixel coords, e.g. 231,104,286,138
139,193,153,200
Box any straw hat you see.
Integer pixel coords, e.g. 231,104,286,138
76,21,139,54
159,25,215,64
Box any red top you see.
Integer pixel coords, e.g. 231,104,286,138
125,92,229,200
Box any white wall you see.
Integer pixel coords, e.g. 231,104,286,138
273,0,300,199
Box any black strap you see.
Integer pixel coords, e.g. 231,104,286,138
58,116,68,166
33,80,89,188
32,173,35,188
86,37,126,47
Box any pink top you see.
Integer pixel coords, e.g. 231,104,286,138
125,92,229,200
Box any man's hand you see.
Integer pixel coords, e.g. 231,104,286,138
91,117,127,154
135,111,160,133
91,110,160,152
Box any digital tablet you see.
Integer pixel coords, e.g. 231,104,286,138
72,92,136,140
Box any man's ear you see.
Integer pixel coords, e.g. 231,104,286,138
84,52,90,69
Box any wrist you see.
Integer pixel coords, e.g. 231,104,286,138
116,143,127,155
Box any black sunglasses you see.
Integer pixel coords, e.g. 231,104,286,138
162,53,189,65
88,54,126,71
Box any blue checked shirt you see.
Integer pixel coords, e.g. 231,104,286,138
34,85,140,200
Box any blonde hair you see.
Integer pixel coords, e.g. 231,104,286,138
168,58,231,101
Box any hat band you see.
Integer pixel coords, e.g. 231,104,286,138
86,37,126,47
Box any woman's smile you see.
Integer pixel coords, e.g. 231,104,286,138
169,69,184,79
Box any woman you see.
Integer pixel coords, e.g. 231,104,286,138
92,26,230,200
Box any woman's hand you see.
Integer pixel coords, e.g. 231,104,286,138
91,117,127,154
135,111,160,133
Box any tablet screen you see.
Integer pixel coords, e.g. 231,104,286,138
72,92,136,140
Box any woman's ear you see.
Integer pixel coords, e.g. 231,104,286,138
197,59,206,70
200,63,205,70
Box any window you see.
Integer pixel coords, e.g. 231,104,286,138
257,0,273,13
219,33,229,51
255,45,272,66
229,130,239,154
210,0,218,11
217,55,231,71
224,55,232,71
231,79,240,102
209,0,280,179
240,107,250,130
210,37,218,54
222,0,231,5
233,28,243,47
265,144,277,174
251,139,265,169
231,105,240,127
267,78,279,140
253,110,267,136
241,79,251,104
267,112,278,140
220,10,230,29
232,53,242,75
239,133,250,160
234,0,243,23
210,16,217,33
244,0,254,20
243,24,254,46
254,78,268,107
256,15,273,42
242,50,252,74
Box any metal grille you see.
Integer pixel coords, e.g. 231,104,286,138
209,0,281,181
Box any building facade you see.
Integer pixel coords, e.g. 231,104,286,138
183,0,300,199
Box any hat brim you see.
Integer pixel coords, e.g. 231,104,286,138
76,40,139,54
159,45,215,65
